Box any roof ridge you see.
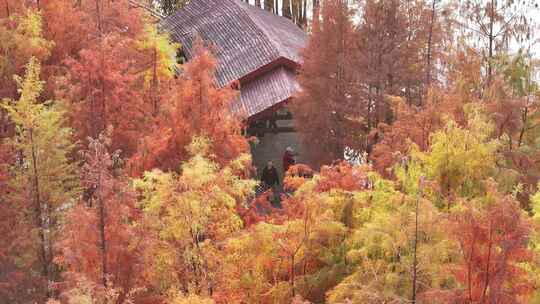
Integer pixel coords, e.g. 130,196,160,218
233,0,282,58
162,0,226,36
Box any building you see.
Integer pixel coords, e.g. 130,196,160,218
161,0,308,176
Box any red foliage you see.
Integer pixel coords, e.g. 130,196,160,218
53,0,150,155
283,164,315,192
237,191,281,228
370,99,443,176
315,161,371,192
57,32,146,155
290,0,360,168
58,135,147,302
427,184,535,303
370,90,466,177
130,41,248,174
0,140,46,302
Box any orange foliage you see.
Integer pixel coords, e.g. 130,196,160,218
283,164,314,192
425,184,535,303
237,191,281,228
0,144,44,302
53,0,151,155
58,32,147,155
316,161,371,192
370,90,466,177
58,135,147,302
291,0,360,168
131,41,248,174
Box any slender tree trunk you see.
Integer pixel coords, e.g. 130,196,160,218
425,0,436,91
96,0,107,134
312,0,319,20
4,0,9,17
487,0,494,86
264,0,274,13
291,0,299,24
282,0,291,19
518,114,527,148
290,254,295,297
29,129,50,298
467,229,477,303
98,194,108,287
152,38,159,117
481,221,494,302
411,177,423,304
301,0,307,27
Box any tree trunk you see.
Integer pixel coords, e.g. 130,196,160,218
152,39,159,117
98,195,108,286
411,179,423,304
487,0,494,86
425,0,436,91
264,0,274,13
282,0,291,19
29,129,50,299
481,221,494,302
301,0,307,27
96,0,107,135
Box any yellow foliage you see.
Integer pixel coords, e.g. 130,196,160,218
135,137,256,295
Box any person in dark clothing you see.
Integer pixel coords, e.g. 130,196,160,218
261,161,279,188
282,146,296,173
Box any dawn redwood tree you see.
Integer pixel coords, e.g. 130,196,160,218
0,58,80,300
369,90,468,177
58,32,145,155
131,41,248,174
356,0,436,127
457,0,536,86
132,24,179,117
290,0,359,168
134,137,256,299
58,131,146,303
0,142,41,303
436,184,535,303
484,53,540,209
56,0,160,156
0,9,52,100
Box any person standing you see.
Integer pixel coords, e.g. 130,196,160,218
282,146,296,173
261,160,279,189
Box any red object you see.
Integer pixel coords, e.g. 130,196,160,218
283,151,295,173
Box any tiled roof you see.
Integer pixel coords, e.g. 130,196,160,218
160,0,307,118
233,66,299,118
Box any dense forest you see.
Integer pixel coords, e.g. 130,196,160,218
1,0,540,303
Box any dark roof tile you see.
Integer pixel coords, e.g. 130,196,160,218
161,0,306,118
233,66,298,118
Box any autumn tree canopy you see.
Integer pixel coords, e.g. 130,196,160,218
1,1,540,304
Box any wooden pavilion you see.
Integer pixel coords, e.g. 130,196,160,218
161,0,308,174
